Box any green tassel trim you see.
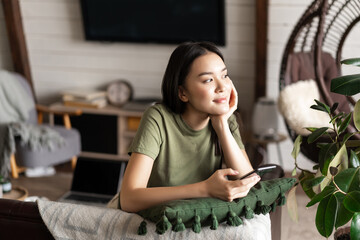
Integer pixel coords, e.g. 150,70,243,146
137,220,147,235
226,207,243,226
271,200,277,212
254,200,262,215
210,209,218,230
255,200,271,215
172,212,186,232
279,192,286,206
192,214,201,233
155,214,172,234
244,205,254,219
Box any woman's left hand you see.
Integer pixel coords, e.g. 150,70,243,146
210,81,238,131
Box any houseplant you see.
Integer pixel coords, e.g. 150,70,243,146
289,58,360,239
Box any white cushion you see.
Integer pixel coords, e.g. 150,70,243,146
278,79,332,136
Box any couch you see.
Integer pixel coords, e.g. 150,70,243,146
0,165,284,240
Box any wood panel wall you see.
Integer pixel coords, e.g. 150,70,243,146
1,0,257,118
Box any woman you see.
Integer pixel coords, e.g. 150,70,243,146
109,42,260,212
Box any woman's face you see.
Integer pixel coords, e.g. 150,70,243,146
179,52,232,116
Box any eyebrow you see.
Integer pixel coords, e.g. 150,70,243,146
197,67,227,77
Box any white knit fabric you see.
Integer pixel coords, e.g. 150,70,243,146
37,199,271,240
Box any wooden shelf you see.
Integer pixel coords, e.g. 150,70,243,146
49,103,145,162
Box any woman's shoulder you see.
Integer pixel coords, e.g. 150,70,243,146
143,103,174,120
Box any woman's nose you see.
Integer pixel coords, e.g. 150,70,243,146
215,78,226,92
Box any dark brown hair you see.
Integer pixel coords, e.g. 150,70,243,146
161,41,224,114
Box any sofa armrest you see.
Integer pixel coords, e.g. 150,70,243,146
0,199,53,240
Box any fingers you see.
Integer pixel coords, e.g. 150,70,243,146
226,175,260,202
228,82,238,111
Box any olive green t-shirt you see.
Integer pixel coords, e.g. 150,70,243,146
128,104,245,188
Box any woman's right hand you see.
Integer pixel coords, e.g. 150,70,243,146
204,168,260,202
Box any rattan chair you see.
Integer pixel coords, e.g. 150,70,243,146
279,0,360,162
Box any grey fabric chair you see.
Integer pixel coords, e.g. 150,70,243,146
9,73,82,178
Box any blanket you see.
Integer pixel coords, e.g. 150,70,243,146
0,70,34,177
0,70,64,177
37,200,271,240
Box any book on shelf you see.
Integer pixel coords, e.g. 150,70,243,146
62,94,106,103
61,89,106,101
63,98,107,109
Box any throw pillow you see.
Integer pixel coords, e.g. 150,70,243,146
278,79,332,136
136,178,296,235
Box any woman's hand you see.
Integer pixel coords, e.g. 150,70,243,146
210,81,238,132
204,168,260,202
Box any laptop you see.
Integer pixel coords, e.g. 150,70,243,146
58,157,126,206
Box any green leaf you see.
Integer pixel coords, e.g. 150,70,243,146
291,135,302,160
335,192,353,228
333,168,360,193
341,58,360,67
331,74,360,96
342,132,356,146
350,150,360,168
306,127,318,133
314,100,331,114
354,100,360,131
327,144,348,180
286,186,298,222
303,176,325,191
291,167,297,176
351,212,360,240
330,112,344,125
344,191,360,212
307,185,336,207
316,194,338,237
311,104,328,113
318,143,337,175
320,176,331,191
338,113,352,135
300,171,316,199
330,102,339,114
307,127,329,144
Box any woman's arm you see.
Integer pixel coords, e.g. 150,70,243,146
120,152,259,212
210,81,254,179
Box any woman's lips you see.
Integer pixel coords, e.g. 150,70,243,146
213,97,227,103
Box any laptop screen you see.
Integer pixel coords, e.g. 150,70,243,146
71,158,122,196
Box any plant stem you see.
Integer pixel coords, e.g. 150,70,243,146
332,177,347,195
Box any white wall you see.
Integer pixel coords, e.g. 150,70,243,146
2,0,359,171
0,0,256,118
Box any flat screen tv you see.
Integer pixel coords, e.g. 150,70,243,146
80,0,225,46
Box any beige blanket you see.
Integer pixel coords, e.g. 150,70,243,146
37,199,271,240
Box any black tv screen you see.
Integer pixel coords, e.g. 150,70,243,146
80,0,225,46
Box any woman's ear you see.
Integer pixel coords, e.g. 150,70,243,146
178,86,188,102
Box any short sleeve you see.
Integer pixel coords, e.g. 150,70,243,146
228,114,245,149
128,106,163,160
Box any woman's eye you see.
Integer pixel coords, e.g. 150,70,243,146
223,74,229,79
204,78,213,83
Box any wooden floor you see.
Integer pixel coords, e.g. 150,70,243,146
10,162,73,201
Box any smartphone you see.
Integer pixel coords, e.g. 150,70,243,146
239,165,277,180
